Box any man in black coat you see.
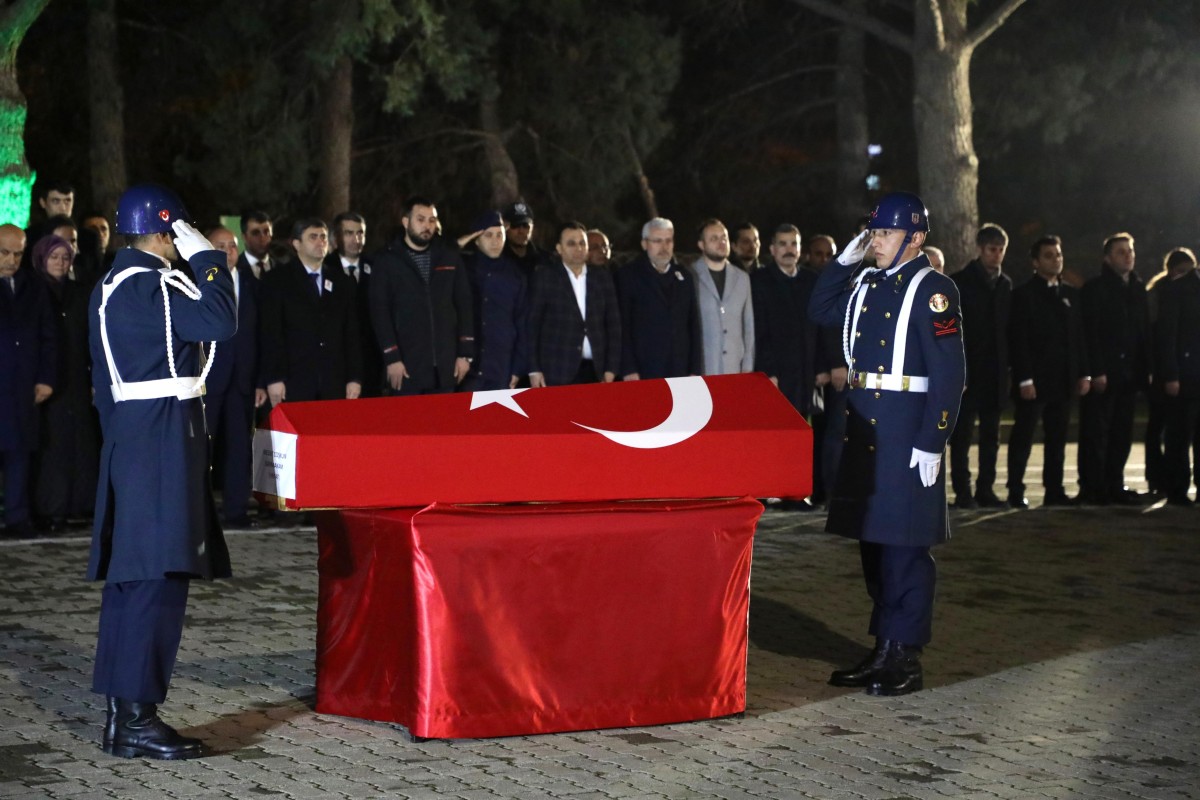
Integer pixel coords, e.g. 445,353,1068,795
325,211,381,397
752,224,828,510
0,224,56,539
529,222,621,387
460,211,528,391
369,197,474,395
948,224,1013,508
1007,236,1090,508
616,217,701,381
204,227,262,528
1150,248,1200,504
260,218,362,404
1078,232,1151,504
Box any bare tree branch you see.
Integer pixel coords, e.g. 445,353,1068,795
923,0,947,52
784,0,915,55
964,0,1031,51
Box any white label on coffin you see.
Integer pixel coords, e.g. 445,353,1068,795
252,428,298,500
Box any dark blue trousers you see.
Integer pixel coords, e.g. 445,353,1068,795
860,542,936,647
0,449,31,526
93,578,190,703
206,387,254,521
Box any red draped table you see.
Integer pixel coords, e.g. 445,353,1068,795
315,497,762,739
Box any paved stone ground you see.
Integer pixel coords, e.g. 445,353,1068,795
1,445,1198,799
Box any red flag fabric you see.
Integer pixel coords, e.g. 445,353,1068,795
315,497,761,739
254,374,811,509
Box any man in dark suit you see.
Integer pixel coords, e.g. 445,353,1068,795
949,224,1013,508
237,210,275,280
259,218,362,404
0,224,56,539
1078,232,1151,505
752,224,827,510
204,227,261,528
369,196,474,395
325,212,381,397
529,222,621,387
616,217,701,381
1153,248,1200,504
1007,236,1090,508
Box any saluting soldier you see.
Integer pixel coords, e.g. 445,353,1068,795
87,184,237,759
808,192,965,696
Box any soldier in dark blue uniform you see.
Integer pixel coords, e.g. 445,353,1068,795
87,184,236,759
809,192,965,696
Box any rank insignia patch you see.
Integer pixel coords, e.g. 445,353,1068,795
928,293,949,312
933,318,959,337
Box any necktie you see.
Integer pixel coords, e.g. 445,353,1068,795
311,271,322,297
347,265,357,282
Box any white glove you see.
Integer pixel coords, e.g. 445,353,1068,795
837,229,872,265
909,447,942,488
172,219,214,261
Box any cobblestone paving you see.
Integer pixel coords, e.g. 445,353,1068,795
1,448,1197,799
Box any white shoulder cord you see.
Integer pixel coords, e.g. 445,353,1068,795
160,268,216,392
841,267,882,367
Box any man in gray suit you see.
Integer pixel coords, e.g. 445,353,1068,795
691,219,755,375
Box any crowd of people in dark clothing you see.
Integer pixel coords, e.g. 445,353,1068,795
3,177,1199,538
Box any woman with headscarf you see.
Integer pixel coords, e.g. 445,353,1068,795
32,234,99,532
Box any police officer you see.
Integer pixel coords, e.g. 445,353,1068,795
808,192,965,696
87,184,236,759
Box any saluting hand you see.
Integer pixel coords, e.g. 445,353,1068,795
172,220,215,261
838,229,872,266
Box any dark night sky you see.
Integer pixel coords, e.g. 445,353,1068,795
16,0,1200,275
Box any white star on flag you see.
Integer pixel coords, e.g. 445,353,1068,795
469,388,530,418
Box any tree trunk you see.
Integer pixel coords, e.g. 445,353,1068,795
87,0,127,221
316,54,353,220
0,0,51,227
913,2,978,271
623,126,658,220
834,0,868,235
480,82,520,210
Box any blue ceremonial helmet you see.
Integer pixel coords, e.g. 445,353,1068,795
868,191,930,233
115,183,190,235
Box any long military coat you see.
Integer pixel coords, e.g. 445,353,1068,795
86,247,236,583
809,255,965,546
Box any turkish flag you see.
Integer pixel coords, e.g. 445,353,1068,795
253,373,812,509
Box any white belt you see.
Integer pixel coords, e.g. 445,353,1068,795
850,371,929,393
111,377,206,402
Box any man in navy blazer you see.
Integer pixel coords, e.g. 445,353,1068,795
259,218,362,404
204,227,261,528
529,222,621,387
616,217,701,380
0,224,56,539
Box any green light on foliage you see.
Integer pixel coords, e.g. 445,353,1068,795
0,169,35,228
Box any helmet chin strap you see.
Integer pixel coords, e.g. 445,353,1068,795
884,231,914,271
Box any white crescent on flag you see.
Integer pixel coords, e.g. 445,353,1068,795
572,376,713,449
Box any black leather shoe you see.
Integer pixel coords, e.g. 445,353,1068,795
1006,494,1029,510
102,697,118,753
1166,494,1193,506
1042,491,1077,507
1111,488,1146,506
108,701,205,760
224,515,258,530
974,489,1005,508
866,642,924,696
829,639,891,687
952,495,978,510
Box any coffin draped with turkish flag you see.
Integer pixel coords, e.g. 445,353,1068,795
252,373,812,508
252,373,812,739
